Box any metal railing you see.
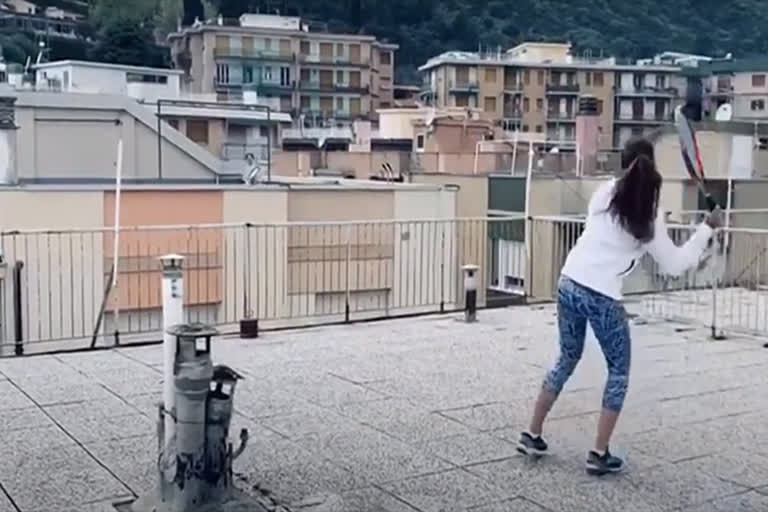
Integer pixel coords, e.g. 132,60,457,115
530,216,768,338
0,218,526,356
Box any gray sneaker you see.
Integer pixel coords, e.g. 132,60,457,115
586,448,625,475
516,432,548,457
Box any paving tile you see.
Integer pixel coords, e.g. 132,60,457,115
437,402,522,432
0,491,15,512
86,435,157,495
0,424,76,476
421,432,518,466
684,491,768,512
682,451,768,489
0,380,36,411
0,405,55,432
338,397,474,445
627,460,749,510
381,469,509,511
1,445,129,511
44,399,154,444
524,477,664,512
261,404,362,441
301,427,453,484
235,435,367,504
16,381,117,407
337,487,421,511
467,497,550,512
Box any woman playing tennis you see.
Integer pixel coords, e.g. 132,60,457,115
516,137,723,475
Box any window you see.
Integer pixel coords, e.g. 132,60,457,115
336,97,344,111
597,99,604,114
336,43,344,56
484,67,497,83
216,64,230,84
456,95,469,107
280,66,291,86
523,97,530,112
585,72,592,86
522,124,529,132
300,40,310,55
263,66,273,81
416,134,425,150
0,71,6,83
535,125,543,133
753,74,766,87
336,70,344,84
186,120,209,145
537,70,544,85
655,74,666,89
380,51,391,65
242,66,254,84
751,99,765,111
484,96,497,112
633,73,644,89
523,69,530,85
593,72,604,87
536,98,543,111
127,73,168,84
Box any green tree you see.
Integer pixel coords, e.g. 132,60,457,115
87,17,167,67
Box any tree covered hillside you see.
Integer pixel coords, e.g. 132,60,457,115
5,0,767,82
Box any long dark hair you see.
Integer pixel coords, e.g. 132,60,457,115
608,137,662,242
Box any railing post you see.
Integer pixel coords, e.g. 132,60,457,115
440,222,446,314
345,226,351,323
12,260,22,356
240,223,259,339
462,264,479,323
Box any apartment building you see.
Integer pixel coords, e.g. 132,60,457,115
419,42,684,150
697,58,768,121
168,14,397,126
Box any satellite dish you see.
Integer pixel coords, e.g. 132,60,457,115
715,103,733,121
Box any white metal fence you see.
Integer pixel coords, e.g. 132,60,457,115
0,217,526,356
3,214,767,356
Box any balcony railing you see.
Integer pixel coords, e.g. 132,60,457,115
504,83,523,93
298,53,370,67
221,142,269,161
503,108,522,119
214,77,295,91
298,81,370,93
214,47,295,61
546,83,580,94
449,81,479,93
547,111,576,121
613,86,678,96
614,113,669,123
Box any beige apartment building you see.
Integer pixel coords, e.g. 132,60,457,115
419,42,684,150
697,58,768,121
168,14,397,126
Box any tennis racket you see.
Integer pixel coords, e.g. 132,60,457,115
674,106,718,211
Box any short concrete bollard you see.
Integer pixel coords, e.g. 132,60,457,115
116,323,265,512
462,264,479,323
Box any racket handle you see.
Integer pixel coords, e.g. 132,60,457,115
704,194,717,212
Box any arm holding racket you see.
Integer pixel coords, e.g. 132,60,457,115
644,209,721,276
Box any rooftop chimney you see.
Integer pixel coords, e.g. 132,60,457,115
575,94,599,176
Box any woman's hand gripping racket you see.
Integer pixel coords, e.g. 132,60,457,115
674,106,719,212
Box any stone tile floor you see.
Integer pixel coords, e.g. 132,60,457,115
2,305,768,511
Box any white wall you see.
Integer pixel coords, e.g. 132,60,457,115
35,64,181,101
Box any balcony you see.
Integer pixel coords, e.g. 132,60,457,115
503,82,523,94
449,81,479,94
298,80,370,94
614,113,669,124
547,111,576,121
298,53,370,67
546,83,580,94
222,141,269,162
214,77,295,92
213,47,295,62
503,107,522,119
614,86,678,97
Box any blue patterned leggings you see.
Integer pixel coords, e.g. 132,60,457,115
543,276,632,412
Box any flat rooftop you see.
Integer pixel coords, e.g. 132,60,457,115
2,304,768,511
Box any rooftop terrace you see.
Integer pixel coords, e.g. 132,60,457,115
2,304,768,511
